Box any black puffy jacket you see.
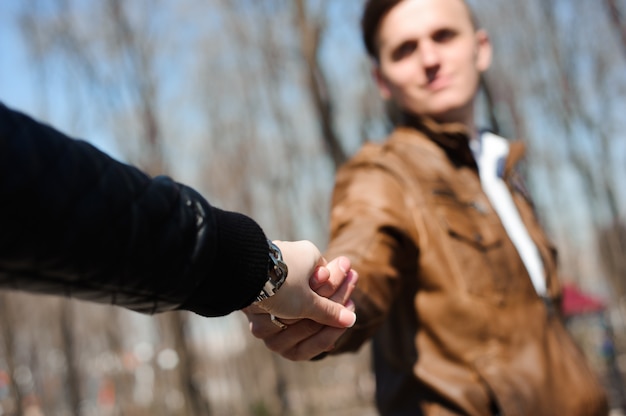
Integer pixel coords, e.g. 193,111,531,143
0,103,268,317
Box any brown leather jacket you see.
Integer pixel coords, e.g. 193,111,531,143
325,118,608,416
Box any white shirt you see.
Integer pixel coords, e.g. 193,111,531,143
471,131,547,296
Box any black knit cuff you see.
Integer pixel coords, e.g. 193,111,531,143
180,206,269,317
213,208,269,307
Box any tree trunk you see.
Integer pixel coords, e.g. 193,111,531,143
0,294,22,416
60,301,82,416
604,0,626,59
157,312,210,416
294,0,347,170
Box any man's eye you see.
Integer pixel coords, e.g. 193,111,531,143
433,29,456,43
392,41,417,61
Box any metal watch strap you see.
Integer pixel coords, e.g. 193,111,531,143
254,239,288,302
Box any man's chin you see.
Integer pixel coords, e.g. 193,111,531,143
428,111,463,125
426,103,471,125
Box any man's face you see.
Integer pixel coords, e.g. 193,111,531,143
373,0,491,125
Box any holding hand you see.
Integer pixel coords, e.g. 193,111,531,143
253,241,357,329
244,252,358,361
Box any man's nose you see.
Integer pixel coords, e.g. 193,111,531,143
419,41,440,68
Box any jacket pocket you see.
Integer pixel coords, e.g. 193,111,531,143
429,188,505,298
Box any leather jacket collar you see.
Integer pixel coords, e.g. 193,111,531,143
397,113,477,169
397,112,527,177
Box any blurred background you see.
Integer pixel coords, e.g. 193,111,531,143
1,0,625,414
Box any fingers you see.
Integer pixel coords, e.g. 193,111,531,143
309,265,331,291
249,315,321,346
304,257,358,327
328,269,358,306
302,289,357,328
272,325,347,361
245,309,299,337
304,265,358,328
311,256,351,298
245,311,347,361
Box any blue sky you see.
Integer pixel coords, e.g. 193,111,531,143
1,2,37,114
1,1,124,159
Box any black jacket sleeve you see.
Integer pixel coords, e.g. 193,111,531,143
0,103,269,317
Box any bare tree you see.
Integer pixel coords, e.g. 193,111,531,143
59,302,81,415
0,294,22,415
294,0,346,170
604,0,626,58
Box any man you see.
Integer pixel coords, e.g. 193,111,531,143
245,0,609,414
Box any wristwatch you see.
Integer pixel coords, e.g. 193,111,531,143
254,239,289,302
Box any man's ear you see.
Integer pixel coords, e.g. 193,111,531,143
373,64,392,100
475,29,492,72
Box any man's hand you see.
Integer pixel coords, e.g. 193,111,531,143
243,254,357,361
252,241,356,328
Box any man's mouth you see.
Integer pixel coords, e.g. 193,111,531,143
426,75,450,91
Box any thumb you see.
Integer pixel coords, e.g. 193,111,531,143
305,295,357,328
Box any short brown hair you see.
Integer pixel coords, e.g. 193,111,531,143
361,0,479,60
